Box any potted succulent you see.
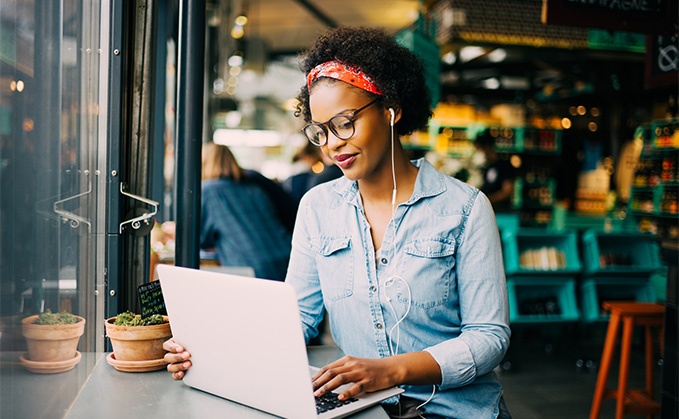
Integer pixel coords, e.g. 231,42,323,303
20,310,86,373
104,311,171,372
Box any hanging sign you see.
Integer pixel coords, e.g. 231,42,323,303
542,0,677,35
645,34,679,88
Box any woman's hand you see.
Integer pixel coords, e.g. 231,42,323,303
311,352,441,401
311,356,402,401
163,338,192,380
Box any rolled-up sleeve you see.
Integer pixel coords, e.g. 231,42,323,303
425,192,511,390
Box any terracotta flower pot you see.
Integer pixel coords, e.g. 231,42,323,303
104,316,171,362
21,315,85,363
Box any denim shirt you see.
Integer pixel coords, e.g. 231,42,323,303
286,158,511,418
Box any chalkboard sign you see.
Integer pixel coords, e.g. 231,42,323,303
138,280,167,318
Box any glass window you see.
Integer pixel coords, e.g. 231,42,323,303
1,0,106,367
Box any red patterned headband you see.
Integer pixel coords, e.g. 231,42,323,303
306,60,382,95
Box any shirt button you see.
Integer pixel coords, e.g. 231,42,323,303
369,285,377,292
376,323,383,329
380,258,388,264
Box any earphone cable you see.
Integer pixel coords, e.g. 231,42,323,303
386,276,412,356
416,385,437,411
390,119,397,217
386,114,436,413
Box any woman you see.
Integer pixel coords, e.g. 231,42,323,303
200,142,292,281
166,27,511,418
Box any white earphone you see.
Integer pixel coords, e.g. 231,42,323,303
389,108,395,127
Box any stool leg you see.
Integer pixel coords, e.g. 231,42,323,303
645,325,654,398
591,312,621,419
616,317,634,419
645,325,656,419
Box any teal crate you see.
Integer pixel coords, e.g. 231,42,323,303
502,229,582,276
558,212,627,232
496,213,520,233
507,277,580,323
650,265,667,302
580,278,656,322
581,230,662,276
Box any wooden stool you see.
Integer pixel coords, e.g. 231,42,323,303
590,301,665,419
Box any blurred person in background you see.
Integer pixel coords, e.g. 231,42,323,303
283,141,342,203
199,142,293,281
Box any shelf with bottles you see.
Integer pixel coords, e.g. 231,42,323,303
633,151,678,187
426,122,564,157
485,126,523,153
659,185,679,214
522,128,561,155
420,121,563,229
574,190,609,214
518,208,554,227
481,126,562,155
650,119,679,149
633,119,674,142
635,215,679,241
507,277,580,323
428,125,475,157
512,158,559,227
501,228,582,276
628,186,679,217
514,177,556,210
628,120,678,242
581,229,662,277
631,146,678,216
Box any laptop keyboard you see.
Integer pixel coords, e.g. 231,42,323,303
315,392,359,414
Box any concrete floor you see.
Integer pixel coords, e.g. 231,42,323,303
498,323,665,419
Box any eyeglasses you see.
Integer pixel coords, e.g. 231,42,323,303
302,98,379,146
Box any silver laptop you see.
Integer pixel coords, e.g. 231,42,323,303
157,264,403,419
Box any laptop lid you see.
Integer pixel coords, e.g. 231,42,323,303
157,265,402,419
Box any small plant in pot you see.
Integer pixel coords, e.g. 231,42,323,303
104,311,171,372
21,310,86,373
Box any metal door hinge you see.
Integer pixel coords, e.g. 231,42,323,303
53,170,92,232
119,183,158,234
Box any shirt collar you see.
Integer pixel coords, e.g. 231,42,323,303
331,158,447,206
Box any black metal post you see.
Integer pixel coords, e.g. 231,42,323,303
151,0,169,219
175,0,205,268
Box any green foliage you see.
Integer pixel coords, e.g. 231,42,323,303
34,309,79,325
113,311,167,326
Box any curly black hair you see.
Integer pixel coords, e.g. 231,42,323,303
294,26,432,136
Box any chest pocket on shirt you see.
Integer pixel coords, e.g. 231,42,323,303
309,236,354,301
401,238,456,309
